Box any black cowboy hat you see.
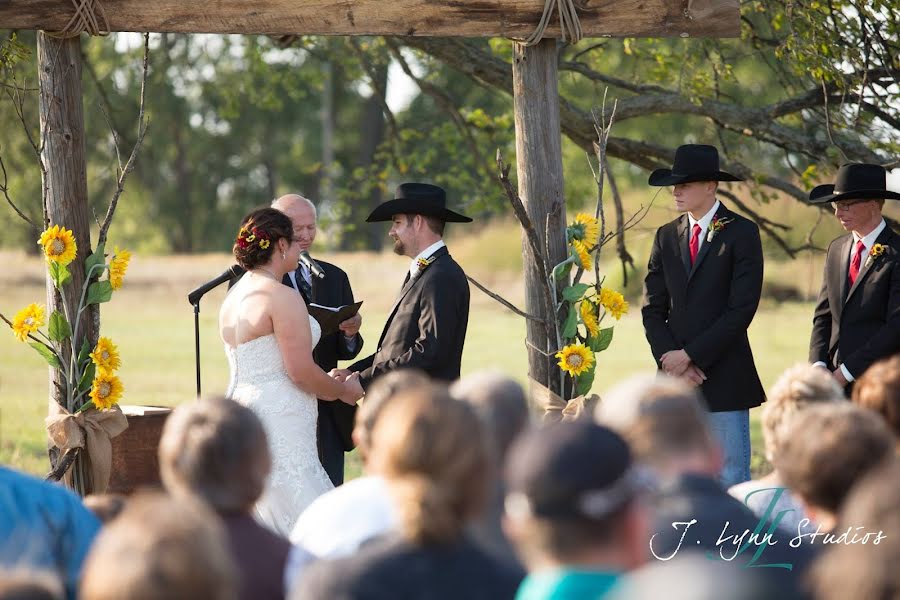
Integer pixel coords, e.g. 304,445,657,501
366,183,473,223
808,163,900,204
648,144,742,186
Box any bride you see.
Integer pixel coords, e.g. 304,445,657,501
220,207,363,536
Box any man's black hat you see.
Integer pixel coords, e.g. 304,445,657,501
366,183,473,223
807,163,900,204
648,144,742,186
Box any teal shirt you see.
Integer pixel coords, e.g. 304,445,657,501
515,569,621,600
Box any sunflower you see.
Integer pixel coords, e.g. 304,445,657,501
38,225,77,265
11,303,45,342
580,300,600,338
109,247,131,290
572,239,592,270
555,341,595,377
572,213,600,247
90,337,121,375
89,372,124,411
597,287,629,320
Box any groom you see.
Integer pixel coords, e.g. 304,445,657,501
332,183,471,389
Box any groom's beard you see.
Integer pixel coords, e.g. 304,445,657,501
392,238,405,256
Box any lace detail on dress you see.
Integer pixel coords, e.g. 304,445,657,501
225,317,333,536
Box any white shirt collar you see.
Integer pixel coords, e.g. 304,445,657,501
853,219,887,253
688,199,721,239
409,240,446,278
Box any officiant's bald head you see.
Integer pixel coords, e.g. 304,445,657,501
272,194,317,252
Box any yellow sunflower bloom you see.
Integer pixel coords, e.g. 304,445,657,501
90,337,121,375
555,341,595,377
89,372,124,411
580,300,600,338
38,225,77,265
573,240,592,270
11,303,45,342
597,287,629,320
573,213,600,247
109,247,131,290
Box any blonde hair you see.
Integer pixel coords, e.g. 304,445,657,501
80,492,236,600
370,385,489,544
762,363,845,462
852,355,900,440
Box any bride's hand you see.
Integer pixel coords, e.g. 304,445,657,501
340,374,364,405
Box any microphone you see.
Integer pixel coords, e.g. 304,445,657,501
299,251,325,280
188,265,245,305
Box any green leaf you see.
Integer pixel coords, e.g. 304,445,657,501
77,338,91,368
590,327,614,353
84,244,106,279
562,305,578,339
28,341,60,368
554,261,573,282
86,281,113,305
48,310,72,342
48,262,71,288
575,361,597,397
77,361,96,394
562,283,591,302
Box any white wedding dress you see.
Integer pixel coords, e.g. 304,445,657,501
225,316,334,536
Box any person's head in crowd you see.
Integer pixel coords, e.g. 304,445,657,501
852,354,900,442
271,194,317,254
595,374,721,479
368,383,489,544
0,569,63,600
159,396,270,514
82,493,127,524
762,363,845,464
450,370,529,464
353,369,430,463
503,421,649,573
79,491,236,600
810,457,900,600
777,403,894,531
607,555,776,600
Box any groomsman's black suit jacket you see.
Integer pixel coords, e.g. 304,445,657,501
350,246,469,389
809,226,900,378
282,260,363,485
642,202,766,412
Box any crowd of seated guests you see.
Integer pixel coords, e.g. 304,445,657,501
1,355,898,600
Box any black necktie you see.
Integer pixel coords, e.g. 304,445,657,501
297,267,313,301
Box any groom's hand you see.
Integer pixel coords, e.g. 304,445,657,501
339,313,362,337
340,375,364,405
329,368,353,382
661,349,692,376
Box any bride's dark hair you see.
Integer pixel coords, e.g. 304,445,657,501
233,208,293,270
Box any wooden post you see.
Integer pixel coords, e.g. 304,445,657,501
512,39,568,399
38,32,98,493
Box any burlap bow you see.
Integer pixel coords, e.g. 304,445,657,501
529,378,601,423
46,403,128,493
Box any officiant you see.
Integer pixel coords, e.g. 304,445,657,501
271,193,364,487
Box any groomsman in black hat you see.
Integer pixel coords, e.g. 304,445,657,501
331,183,471,390
641,144,765,489
807,163,900,388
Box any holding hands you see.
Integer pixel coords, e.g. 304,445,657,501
330,368,363,405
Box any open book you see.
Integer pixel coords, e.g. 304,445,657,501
308,301,363,336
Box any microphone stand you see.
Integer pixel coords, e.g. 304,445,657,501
187,265,244,397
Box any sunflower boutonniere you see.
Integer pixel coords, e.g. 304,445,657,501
865,243,886,268
415,256,437,276
706,216,733,243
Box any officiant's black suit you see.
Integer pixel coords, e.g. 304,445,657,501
283,260,363,486
350,246,469,389
809,227,900,376
642,202,766,411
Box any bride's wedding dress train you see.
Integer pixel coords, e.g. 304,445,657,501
225,316,334,536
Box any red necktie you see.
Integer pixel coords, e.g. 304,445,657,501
848,239,865,285
689,223,701,265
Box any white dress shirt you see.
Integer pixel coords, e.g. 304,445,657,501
409,239,446,279
688,199,721,251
